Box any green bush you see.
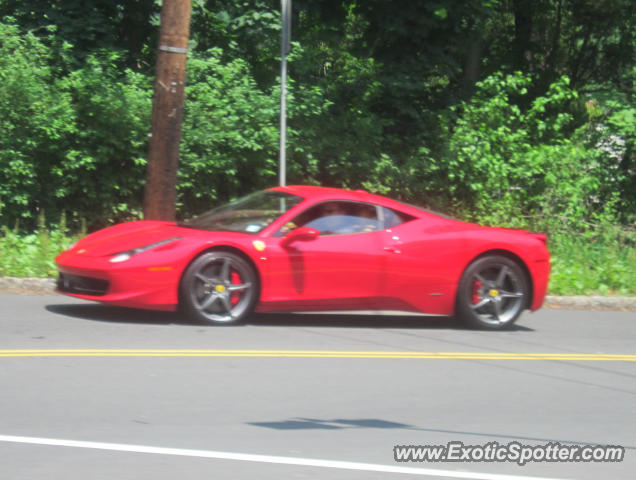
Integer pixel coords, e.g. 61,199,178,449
178,46,331,215
0,22,75,226
0,214,79,277
0,21,152,230
178,49,280,213
410,72,630,238
59,51,152,226
444,73,579,219
549,231,636,296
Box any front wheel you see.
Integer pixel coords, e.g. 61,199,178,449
456,255,529,330
180,251,258,325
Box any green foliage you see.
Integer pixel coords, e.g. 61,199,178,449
436,72,629,236
0,214,79,277
60,52,152,226
444,73,573,214
0,0,159,71
287,7,391,188
177,44,334,214
191,0,281,87
0,22,76,225
178,49,280,213
594,92,636,222
549,231,636,296
0,21,152,229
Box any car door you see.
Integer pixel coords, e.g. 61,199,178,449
259,201,386,309
379,206,464,315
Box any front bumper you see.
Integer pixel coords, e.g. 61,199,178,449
56,252,183,312
58,273,109,296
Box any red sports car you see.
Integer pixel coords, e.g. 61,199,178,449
56,185,550,329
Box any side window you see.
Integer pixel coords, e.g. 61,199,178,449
381,207,415,229
279,201,381,236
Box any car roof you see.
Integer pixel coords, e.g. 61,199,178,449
271,184,389,204
269,185,427,218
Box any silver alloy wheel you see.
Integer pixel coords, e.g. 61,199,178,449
456,255,529,329
469,264,525,325
182,252,256,324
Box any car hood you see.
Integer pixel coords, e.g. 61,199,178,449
65,221,190,257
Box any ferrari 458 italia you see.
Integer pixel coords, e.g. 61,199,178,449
56,186,550,329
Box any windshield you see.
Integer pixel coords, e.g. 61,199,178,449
180,190,304,234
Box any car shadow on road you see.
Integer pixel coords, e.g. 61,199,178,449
249,417,412,430
44,303,533,331
247,417,636,450
250,312,531,331
45,304,201,326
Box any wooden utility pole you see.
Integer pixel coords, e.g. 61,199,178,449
143,0,192,221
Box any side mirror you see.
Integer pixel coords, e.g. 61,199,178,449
281,226,320,247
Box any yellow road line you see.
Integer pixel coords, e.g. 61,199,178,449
0,350,635,361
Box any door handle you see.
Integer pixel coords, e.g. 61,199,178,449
384,246,401,254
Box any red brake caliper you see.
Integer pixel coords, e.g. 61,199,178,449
230,272,241,305
472,280,483,304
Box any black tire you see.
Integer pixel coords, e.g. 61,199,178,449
455,255,529,330
180,251,258,325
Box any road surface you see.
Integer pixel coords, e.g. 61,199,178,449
1,293,634,479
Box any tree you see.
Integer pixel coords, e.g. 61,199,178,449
143,0,192,221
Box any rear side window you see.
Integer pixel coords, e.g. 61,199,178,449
381,207,415,229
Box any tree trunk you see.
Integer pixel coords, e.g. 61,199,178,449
143,0,192,221
512,0,533,70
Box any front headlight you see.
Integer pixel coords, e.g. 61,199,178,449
108,237,182,263
109,252,134,263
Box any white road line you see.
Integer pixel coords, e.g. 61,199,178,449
0,434,568,480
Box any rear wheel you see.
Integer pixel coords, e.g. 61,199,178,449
456,255,529,330
180,251,257,324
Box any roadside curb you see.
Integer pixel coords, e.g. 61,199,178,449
1,276,635,311
543,296,636,311
0,277,57,293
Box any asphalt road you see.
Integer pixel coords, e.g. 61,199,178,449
1,293,635,480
